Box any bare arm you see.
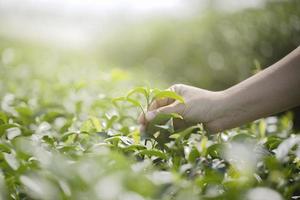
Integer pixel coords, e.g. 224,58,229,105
210,46,300,132
139,47,300,133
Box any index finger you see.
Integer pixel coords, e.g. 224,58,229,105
148,85,179,111
148,97,175,111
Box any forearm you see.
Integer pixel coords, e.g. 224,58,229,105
212,47,300,132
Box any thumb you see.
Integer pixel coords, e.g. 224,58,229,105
145,103,182,122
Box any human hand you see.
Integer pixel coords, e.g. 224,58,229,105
138,84,227,134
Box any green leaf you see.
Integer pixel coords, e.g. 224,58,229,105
188,146,200,163
61,131,78,141
200,136,208,156
105,115,119,129
0,124,20,137
42,110,65,122
16,106,33,118
80,116,102,133
169,113,183,120
0,112,8,125
42,135,55,146
280,112,293,130
126,98,143,108
126,87,149,99
146,114,178,145
122,144,146,152
169,125,199,141
207,144,223,158
104,136,121,146
259,119,266,138
149,113,182,127
153,90,185,103
112,96,144,114
168,133,180,140
155,118,174,133
145,113,187,146
129,130,140,145
265,136,282,150
4,153,20,171
139,149,167,160
230,133,256,143
112,96,127,106
0,143,11,153
112,96,141,107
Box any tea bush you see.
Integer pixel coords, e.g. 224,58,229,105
0,52,300,200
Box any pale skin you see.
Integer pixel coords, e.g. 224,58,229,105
139,46,300,133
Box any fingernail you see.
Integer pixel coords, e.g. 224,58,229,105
145,111,156,121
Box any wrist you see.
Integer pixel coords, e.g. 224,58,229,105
208,88,251,133
205,89,242,133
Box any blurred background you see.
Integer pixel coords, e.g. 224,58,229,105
1,0,300,129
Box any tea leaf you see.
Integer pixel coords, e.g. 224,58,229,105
0,112,8,125
4,153,20,170
126,87,149,99
153,90,185,104
139,149,167,160
80,116,102,133
259,119,266,138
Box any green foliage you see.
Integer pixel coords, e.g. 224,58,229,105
101,0,300,90
0,73,299,199
113,87,185,115
0,3,300,198
80,116,102,133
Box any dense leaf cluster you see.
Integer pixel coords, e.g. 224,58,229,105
0,78,299,199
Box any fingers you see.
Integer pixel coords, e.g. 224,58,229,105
138,98,171,125
139,102,184,124
138,84,186,130
139,103,184,133
138,113,146,125
169,84,184,95
148,97,174,111
147,84,184,111
145,103,185,122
